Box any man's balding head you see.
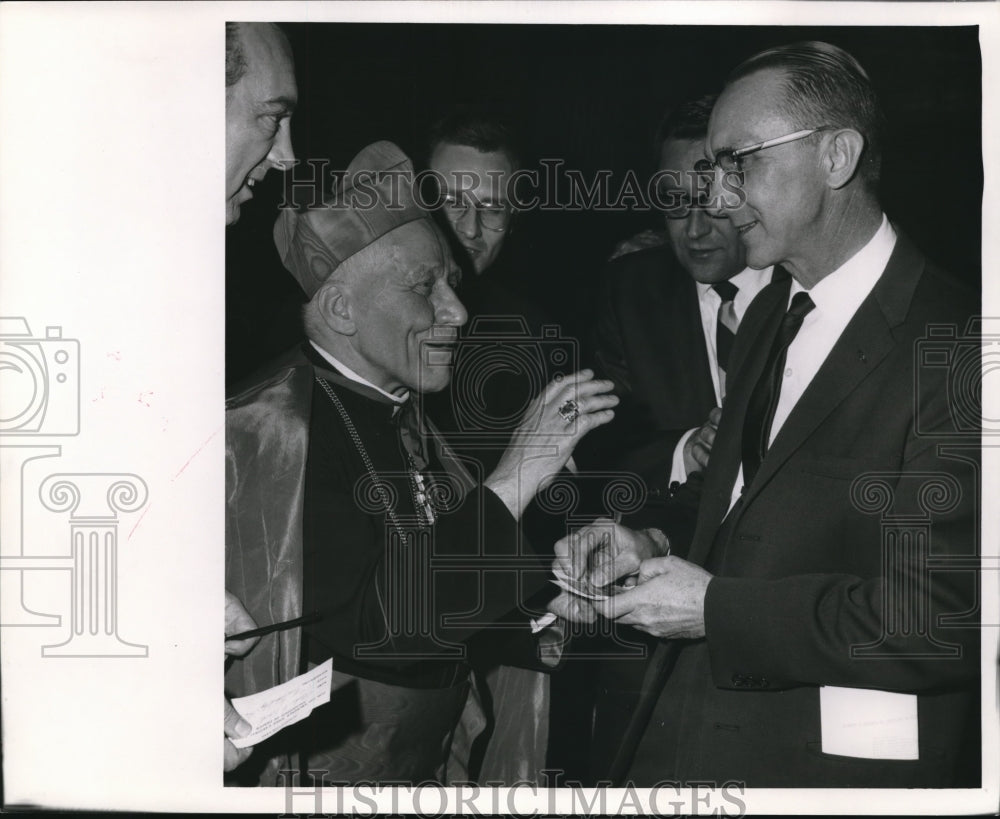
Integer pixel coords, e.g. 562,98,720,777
225,23,297,225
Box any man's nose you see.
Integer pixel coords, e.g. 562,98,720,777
454,206,480,239
267,120,296,170
704,165,740,220
686,207,712,239
435,282,469,328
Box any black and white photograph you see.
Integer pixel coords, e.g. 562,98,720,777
2,2,998,814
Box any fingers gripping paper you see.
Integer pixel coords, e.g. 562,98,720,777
229,658,333,749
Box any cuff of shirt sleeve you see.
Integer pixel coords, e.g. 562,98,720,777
669,427,698,486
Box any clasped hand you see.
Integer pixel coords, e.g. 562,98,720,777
549,520,712,640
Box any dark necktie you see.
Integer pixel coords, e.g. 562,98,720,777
741,291,815,488
712,280,739,398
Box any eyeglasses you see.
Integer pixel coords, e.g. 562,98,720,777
441,193,510,232
662,197,731,221
707,127,834,173
659,167,733,220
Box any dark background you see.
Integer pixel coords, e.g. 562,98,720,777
227,23,982,385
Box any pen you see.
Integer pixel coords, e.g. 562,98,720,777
225,611,322,642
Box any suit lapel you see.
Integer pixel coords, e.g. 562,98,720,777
687,277,790,567
738,232,926,510
739,297,895,506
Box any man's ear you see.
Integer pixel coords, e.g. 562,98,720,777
316,282,356,336
823,128,866,190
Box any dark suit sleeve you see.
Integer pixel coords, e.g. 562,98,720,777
576,264,687,488
702,364,979,693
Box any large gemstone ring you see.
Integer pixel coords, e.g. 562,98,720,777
558,399,580,424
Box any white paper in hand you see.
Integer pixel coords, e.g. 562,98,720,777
229,658,333,749
551,576,610,600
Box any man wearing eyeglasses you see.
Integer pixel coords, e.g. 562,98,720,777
429,116,517,276
423,112,555,476
583,94,775,500
578,92,776,781
422,111,570,783
553,41,980,788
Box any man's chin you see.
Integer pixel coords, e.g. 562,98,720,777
416,369,453,394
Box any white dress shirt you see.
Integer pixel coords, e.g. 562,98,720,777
668,265,773,484
723,214,897,513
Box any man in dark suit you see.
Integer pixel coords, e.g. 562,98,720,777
551,41,981,788
582,95,774,498
577,95,775,780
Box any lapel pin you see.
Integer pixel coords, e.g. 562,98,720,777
857,349,867,363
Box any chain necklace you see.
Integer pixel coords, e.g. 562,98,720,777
408,454,436,526
315,376,436,537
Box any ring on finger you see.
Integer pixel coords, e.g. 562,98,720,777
558,399,580,424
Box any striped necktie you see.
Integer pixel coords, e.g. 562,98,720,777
712,280,739,399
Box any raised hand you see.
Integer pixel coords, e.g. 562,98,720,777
485,369,618,519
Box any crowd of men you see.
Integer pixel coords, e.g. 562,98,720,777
223,23,981,789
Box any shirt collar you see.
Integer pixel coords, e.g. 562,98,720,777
309,341,409,405
789,213,896,314
696,265,773,303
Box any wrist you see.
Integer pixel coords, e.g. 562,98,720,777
483,475,524,521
